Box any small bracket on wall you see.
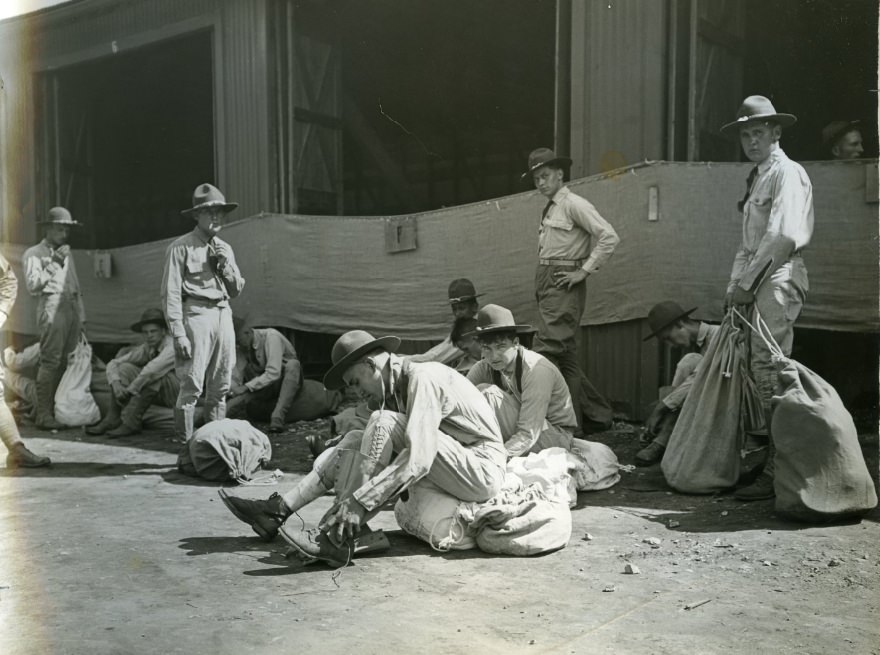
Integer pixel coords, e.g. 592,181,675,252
385,216,418,253
93,251,112,278
647,185,659,221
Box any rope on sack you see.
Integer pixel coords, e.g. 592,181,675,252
235,468,285,486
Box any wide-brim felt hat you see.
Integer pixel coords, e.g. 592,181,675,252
131,308,167,332
822,120,860,147
38,206,82,227
323,330,401,390
447,278,484,304
720,95,797,137
466,304,532,337
181,183,239,216
521,147,573,180
643,301,697,341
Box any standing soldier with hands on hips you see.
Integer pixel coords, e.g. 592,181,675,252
525,148,619,436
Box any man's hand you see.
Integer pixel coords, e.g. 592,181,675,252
212,241,232,273
553,269,588,291
174,335,192,359
228,384,249,398
730,286,755,307
319,497,368,545
111,381,131,403
52,245,70,265
645,403,668,435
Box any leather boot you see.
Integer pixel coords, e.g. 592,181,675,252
108,388,158,437
218,489,291,541
6,442,51,468
86,399,122,435
282,449,388,566
35,367,66,430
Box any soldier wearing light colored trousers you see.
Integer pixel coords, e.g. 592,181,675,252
161,184,245,442
218,330,506,566
720,96,813,501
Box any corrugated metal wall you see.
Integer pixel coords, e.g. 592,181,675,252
0,0,273,243
570,0,670,178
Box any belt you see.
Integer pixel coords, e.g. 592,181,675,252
538,258,584,267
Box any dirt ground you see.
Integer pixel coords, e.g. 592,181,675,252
1,413,878,655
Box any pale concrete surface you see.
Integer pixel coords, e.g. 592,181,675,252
1,421,878,655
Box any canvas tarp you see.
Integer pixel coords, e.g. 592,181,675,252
2,160,876,343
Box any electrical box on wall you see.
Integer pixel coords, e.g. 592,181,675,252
93,251,112,278
385,217,418,253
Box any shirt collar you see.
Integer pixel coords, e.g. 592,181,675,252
191,226,213,245
250,328,266,353
696,322,712,347
757,147,785,175
550,186,570,204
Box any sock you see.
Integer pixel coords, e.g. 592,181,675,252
0,401,23,450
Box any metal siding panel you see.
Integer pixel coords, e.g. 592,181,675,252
582,319,658,420
218,0,271,217
571,0,669,176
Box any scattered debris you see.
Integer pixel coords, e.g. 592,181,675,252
643,537,661,547
602,584,616,592
684,599,712,610
721,511,729,517
528,639,536,645
623,563,641,575
828,559,842,567
668,520,681,528
582,533,594,541
762,561,773,567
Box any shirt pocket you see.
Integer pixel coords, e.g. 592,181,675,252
185,248,208,275
544,212,574,231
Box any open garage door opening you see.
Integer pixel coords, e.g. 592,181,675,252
34,29,215,249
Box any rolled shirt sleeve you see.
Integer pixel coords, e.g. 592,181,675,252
407,336,463,365
567,198,620,275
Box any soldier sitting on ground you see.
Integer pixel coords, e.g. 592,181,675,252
87,308,178,438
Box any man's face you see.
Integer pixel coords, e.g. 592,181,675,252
658,322,691,349
739,122,781,163
479,336,518,371
451,299,478,320
236,327,254,350
141,324,166,349
46,224,70,248
342,359,384,404
194,207,225,237
532,165,565,199
832,130,864,160
454,335,483,361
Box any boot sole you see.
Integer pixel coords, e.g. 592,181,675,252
217,489,278,542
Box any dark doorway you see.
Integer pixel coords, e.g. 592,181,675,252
741,0,878,161
34,29,215,248
296,0,557,216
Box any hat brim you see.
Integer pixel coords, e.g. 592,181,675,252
466,324,533,338
720,113,797,137
131,318,167,333
323,335,401,390
521,157,573,180
642,307,697,341
181,202,239,217
39,220,82,227
447,293,484,304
